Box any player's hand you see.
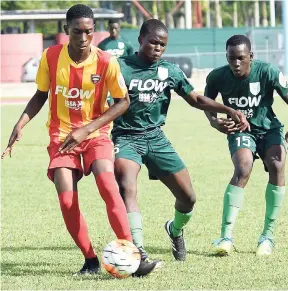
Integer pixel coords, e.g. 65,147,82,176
228,109,251,132
211,118,238,134
59,127,89,153
285,131,288,143
1,125,22,159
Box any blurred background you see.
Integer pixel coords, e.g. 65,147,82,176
1,0,288,90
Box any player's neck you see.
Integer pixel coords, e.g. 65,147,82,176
110,35,119,40
68,45,91,64
137,52,156,65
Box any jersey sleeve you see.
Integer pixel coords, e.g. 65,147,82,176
204,70,219,100
36,49,50,92
173,66,194,97
105,56,127,98
268,64,288,99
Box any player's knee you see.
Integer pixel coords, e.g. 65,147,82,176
117,178,137,199
267,160,285,176
178,190,196,209
234,164,252,183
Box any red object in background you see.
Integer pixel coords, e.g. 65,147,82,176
1,33,43,82
56,32,109,46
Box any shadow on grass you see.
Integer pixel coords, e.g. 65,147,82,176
1,262,132,281
1,246,76,252
144,246,213,258
1,262,69,276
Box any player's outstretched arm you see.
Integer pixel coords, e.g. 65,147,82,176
1,90,48,159
59,93,130,153
183,91,250,132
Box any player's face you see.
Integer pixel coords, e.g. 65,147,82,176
226,44,253,78
109,23,120,39
138,29,168,63
65,18,94,54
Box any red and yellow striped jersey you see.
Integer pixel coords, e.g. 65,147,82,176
36,43,127,142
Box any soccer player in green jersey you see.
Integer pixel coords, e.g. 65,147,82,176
204,34,288,256
98,19,134,106
98,19,134,58
111,20,250,262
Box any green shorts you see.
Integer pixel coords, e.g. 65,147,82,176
112,128,186,179
228,127,286,162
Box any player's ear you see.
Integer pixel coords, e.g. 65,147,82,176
63,24,69,35
250,51,254,60
138,36,143,45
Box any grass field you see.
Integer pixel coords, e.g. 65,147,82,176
1,99,288,290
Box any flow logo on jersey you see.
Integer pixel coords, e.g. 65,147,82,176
106,48,124,57
228,96,261,108
129,79,168,92
55,86,94,100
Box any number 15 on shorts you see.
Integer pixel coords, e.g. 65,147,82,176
236,136,251,147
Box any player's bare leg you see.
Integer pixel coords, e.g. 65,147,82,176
213,148,253,256
114,158,149,258
160,168,196,261
257,145,286,255
54,168,100,275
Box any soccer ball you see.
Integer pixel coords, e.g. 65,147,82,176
102,239,141,279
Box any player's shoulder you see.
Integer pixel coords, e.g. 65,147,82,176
208,64,230,77
46,44,64,53
118,35,129,43
94,46,112,63
253,59,279,74
158,59,184,75
118,54,135,66
98,37,110,46
43,44,65,62
252,60,281,81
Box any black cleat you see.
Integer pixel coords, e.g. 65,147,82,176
73,257,101,276
138,246,150,262
165,220,186,261
132,259,159,277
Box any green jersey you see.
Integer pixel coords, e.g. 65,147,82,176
97,36,134,58
112,54,194,134
205,60,288,134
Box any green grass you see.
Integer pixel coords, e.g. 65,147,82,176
1,99,288,290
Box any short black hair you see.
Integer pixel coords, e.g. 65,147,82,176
139,19,168,37
66,4,94,24
226,34,251,51
108,19,120,25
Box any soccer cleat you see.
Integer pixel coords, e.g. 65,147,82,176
138,246,162,268
73,257,101,276
256,236,274,256
165,220,186,261
138,246,150,262
212,237,233,256
132,259,159,277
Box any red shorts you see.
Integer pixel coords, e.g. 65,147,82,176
47,136,114,181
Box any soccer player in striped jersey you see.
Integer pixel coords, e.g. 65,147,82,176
1,4,158,277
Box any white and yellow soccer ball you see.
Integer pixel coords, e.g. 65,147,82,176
102,239,141,279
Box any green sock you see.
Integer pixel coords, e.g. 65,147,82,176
171,209,193,237
261,183,285,239
221,184,244,238
128,212,144,248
